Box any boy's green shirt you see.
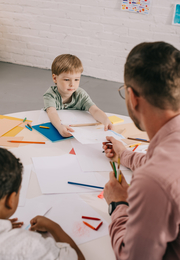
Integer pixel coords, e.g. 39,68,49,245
43,86,95,111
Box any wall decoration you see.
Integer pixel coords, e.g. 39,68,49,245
121,0,151,15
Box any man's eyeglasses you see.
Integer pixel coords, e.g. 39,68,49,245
118,84,140,100
118,85,126,99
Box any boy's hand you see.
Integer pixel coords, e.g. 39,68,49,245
29,215,56,232
9,218,23,229
59,125,74,137
104,119,113,131
102,136,127,162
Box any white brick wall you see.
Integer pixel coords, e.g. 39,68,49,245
0,0,180,82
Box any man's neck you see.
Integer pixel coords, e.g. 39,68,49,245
142,105,180,140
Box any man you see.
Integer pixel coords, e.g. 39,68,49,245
103,42,180,260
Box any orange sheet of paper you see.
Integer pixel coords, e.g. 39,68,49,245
0,136,24,147
0,118,22,137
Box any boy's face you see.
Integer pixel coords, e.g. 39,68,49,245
52,71,81,98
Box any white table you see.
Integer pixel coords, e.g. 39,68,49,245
6,110,132,260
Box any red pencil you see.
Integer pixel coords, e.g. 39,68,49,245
82,216,101,221
132,145,139,152
95,221,103,231
83,221,95,230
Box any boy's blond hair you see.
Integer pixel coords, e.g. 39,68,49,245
51,54,83,75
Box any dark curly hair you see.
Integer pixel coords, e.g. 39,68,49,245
0,148,23,199
124,41,180,111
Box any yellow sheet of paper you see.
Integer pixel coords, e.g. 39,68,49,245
108,115,124,124
0,118,22,137
0,136,24,147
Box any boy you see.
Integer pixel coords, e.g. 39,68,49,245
43,54,112,137
0,147,84,260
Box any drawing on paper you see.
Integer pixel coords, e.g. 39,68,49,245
121,0,151,15
72,221,90,237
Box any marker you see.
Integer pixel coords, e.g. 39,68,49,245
82,216,101,221
67,182,104,190
39,126,50,129
23,117,27,122
25,125,32,131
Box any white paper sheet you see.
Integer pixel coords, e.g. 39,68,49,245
32,154,106,194
71,139,128,172
12,196,52,229
37,109,97,125
44,194,109,245
71,127,125,144
18,165,32,207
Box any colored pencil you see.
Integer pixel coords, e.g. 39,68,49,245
69,122,101,127
39,126,50,129
67,182,104,189
23,117,27,122
117,157,121,183
25,125,32,131
109,161,114,171
8,141,45,144
27,123,32,130
95,221,103,231
129,142,141,148
136,138,148,141
83,221,96,230
112,161,117,178
132,145,139,152
127,137,150,143
82,216,101,221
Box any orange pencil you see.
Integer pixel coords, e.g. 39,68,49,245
8,141,45,144
83,221,96,230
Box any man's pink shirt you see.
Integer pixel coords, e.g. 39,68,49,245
109,114,180,260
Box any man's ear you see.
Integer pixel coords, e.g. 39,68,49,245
128,87,139,111
5,192,16,210
52,74,57,84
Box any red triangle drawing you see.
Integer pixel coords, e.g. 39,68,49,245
69,148,76,155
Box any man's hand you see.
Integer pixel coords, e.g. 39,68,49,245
102,136,127,162
29,215,56,232
104,171,129,205
59,125,74,137
9,218,23,229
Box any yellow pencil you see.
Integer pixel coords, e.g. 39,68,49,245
129,142,141,148
39,126,50,129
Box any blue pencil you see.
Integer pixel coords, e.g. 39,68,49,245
25,125,32,131
68,182,104,190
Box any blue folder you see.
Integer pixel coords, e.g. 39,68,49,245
32,122,73,142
